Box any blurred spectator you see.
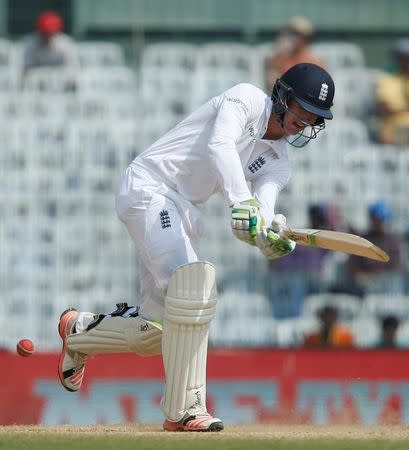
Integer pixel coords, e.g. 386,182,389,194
264,16,324,92
303,305,355,348
21,11,78,89
403,227,409,294
376,38,409,145
266,201,356,318
376,315,400,349
266,203,334,317
270,202,345,292
346,201,404,293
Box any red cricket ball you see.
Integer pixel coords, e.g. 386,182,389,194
16,339,35,357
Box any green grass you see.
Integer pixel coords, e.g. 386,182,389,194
1,435,409,450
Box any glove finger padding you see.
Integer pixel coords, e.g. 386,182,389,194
270,213,287,233
256,228,296,260
231,200,264,246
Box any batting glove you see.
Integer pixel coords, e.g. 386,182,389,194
270,213,288,232
231,199,265,246
255,214,296,260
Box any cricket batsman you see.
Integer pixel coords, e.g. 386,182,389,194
58,63,335,431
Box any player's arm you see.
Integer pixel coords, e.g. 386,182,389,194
207,85,270,246
207,85,258,206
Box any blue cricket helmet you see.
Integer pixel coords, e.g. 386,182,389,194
277,63,335,120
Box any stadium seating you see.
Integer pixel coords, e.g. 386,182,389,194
302,293,362,322
23,67,75,92
310,41,366,72
1,38,409,350
332,67,386,120
210,289,277,347
140,42,198,72
76,66,138,94
349,316,381,348
361,294,409,320
76,41,125,68
397,320,409,348
274,316,319,347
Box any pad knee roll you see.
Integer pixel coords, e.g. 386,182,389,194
165,261,217,324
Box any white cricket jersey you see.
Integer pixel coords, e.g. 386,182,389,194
131,83,290,225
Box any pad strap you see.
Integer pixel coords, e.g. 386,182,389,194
67,305,162,356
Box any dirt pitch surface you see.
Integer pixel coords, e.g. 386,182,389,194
1,424,409,440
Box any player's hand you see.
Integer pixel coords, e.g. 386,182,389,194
231,199,265,246
255,214,296,260
270,213,288,233
256,228,296,260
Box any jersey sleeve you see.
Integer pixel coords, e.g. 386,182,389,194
251,162,290,226
207,84,261,205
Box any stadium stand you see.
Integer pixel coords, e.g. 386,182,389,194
302,293,362,322
310,42,366,72
76,41,125,68
0,37,408,350
361,294,409,320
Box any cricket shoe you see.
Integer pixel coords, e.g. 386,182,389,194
163,412,224,432
58,308,87,392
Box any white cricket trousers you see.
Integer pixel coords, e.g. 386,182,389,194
115,166,204,322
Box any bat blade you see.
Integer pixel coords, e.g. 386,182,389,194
281,228,390,262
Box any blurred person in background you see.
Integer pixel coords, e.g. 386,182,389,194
56,63,335,432
21,11,78,89
303,305,355,348
346,200,404,293
403,226,409,294
376,315,400,349
269,203,333,295
376,38,409,145
264,16,325,92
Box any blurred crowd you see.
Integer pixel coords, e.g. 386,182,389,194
268,198,409,349
263,16,409,146
302,304,401,349
260,17,409,349
5,10,409,350
19,11,409,147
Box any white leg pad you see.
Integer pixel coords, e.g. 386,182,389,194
161,261,217,421
67,315,162,356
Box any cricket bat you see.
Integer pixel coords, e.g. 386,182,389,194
281,227,390,262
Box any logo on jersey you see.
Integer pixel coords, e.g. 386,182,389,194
248,156,266,173
226,97,249,113
318,83,328,101
160,210,171,229
249,125,257,143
